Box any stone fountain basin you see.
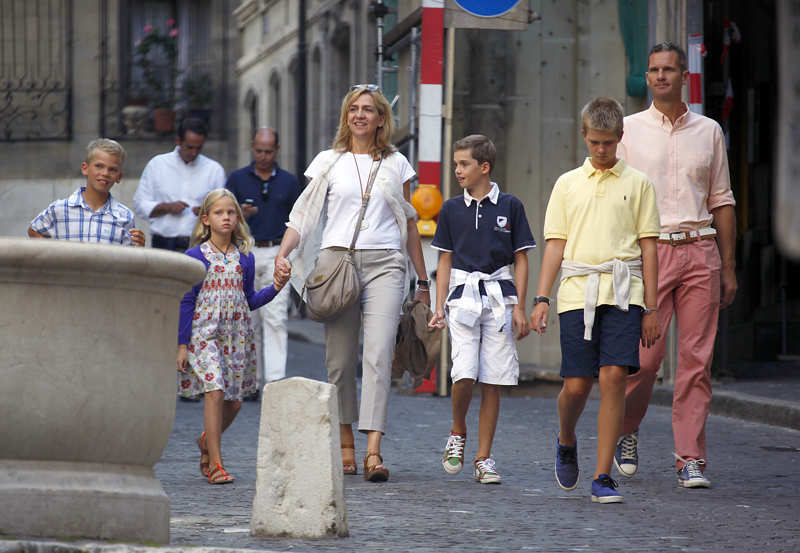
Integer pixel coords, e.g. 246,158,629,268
0,238,206,543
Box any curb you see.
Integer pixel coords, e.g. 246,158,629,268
651,386,800,430
287,329,311,343
519,367,800,431
0,539,297,553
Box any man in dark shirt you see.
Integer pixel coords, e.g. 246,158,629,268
226,128,300,396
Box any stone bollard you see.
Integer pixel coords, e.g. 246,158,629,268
251,377,349,538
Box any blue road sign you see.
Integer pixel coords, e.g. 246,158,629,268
453,0,521,18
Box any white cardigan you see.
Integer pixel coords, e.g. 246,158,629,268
286,150,417,296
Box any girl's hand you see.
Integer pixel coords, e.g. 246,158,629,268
640,310,661,348
273,256,291,286
428,309,446,329
530,303,549,335
512,304,530,340
273,257,292,290
176,345,188,373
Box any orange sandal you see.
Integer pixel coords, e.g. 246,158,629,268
197,432,210,477
342,442,358,475
363,451,389,482
208,462,234,484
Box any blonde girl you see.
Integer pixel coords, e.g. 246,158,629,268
177,189,291,484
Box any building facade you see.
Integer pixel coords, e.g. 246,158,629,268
0,0,240,239
233,0,797,373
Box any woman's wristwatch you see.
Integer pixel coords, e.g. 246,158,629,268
533,296,550,305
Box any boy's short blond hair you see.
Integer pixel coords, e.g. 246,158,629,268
86,138,126,165
453,134,496,173
580,97,624,137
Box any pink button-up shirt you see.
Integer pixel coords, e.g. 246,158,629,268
618,103,735,233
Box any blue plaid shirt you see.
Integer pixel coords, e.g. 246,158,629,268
30,187,136,245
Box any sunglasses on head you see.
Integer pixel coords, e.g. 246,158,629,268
350,84,381,92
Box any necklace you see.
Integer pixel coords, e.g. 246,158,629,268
352,153,371,231
208,238,234,263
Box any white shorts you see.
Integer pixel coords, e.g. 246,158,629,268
447,304,519,385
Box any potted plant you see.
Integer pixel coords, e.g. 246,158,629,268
181,72,214,124
134,19,180,132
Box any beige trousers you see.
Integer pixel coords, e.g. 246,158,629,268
322,248,407,434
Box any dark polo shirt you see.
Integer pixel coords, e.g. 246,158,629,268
431,183,536,300
225,162,300,242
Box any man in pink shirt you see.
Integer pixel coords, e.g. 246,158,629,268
614,42,737,488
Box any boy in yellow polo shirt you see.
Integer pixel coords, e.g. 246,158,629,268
530,97,660,503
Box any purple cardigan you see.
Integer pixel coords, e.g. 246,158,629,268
178,245,278,345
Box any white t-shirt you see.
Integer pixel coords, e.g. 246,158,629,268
305,150,416,250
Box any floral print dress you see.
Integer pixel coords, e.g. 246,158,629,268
179,241,257,400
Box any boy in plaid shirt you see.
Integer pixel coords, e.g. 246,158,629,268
28,138,144,246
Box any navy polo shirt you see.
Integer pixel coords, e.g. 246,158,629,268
431,183,536,299
225,162,300,242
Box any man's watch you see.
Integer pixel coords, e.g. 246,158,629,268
416,279,430,288
533,296,550,305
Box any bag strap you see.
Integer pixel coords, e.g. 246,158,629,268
348,155,384,252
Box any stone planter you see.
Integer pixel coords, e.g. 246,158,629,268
0,238,206,544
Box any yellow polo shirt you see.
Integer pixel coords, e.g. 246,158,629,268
544,158,660,313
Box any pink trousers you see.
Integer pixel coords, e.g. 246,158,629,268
623,239,721,467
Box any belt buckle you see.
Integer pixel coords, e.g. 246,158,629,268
668,231,686,246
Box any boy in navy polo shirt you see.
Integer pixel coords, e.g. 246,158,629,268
429,134,536,484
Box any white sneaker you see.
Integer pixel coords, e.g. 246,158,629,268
473,457,502,484
442,433,466,475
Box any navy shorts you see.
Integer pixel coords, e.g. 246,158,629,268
559,305,642,378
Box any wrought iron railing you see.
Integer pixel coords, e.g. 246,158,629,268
0,0,73,141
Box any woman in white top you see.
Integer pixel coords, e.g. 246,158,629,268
275,85,430,482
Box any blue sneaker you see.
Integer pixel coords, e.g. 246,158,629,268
554,436,579,490
591,474,623,503
675,456,711,488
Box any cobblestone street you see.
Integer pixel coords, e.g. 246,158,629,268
154,338,800,553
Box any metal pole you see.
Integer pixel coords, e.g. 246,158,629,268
409,25,418,168
376,0,384,89
436,26,456,398
296,0,307,180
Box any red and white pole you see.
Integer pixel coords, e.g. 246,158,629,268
418,0,444,188
688,33,706,114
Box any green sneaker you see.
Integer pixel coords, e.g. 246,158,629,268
473,457,502,484
442,433,466,475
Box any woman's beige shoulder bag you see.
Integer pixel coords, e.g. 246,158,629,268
304,156,383,322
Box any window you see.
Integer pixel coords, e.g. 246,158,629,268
244,89,258,142
268,72,281,134
116,0,226,136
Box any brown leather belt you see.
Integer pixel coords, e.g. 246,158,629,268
254,239,281,247
657,229,717,246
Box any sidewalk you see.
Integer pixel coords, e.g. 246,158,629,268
288,316,800,431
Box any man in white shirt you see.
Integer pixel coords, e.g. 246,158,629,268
134,117,225,251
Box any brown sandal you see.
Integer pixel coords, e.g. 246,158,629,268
208,461,234,484
342,442,358,475
197,432,210,477
363,451,389,482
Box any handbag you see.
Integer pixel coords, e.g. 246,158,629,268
303,155,383,322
